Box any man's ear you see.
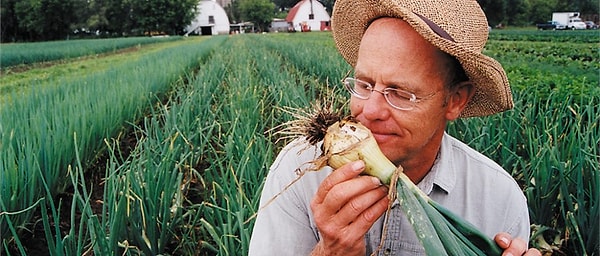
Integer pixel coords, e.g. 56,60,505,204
445,81,475,120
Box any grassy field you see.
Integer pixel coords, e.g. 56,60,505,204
0,29,598,255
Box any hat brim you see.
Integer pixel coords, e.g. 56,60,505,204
332,0,513,117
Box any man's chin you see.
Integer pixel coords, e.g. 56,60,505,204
376,140,404,163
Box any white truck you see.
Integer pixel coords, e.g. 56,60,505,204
552,12,587,30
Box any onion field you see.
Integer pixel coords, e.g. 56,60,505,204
1,30,598,255
0,36,182,68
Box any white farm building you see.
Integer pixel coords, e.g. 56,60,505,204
186,0,230,35
286,0,331,32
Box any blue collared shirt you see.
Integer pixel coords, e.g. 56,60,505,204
249,133,530,255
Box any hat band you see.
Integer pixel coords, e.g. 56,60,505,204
413,12,455,42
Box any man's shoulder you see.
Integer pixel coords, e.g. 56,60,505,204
269,138,324,177
438,133,523,199
265,138,330,196
443,133,512,179
438,134,529,239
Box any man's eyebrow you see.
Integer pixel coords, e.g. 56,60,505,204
354,72,414,91
385,81,417,93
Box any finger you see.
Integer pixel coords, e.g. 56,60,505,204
504,238,528,256
494,232,529,256
494,232,511,249
337,182,388,216
348,188,390,231
332,194,389,251
314,175,384,228
524,248,542,256
314,187,389,249
329,180,388,225
314,160,365,204
322,175,384,211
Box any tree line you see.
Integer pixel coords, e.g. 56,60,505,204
1,0,598,43
1,0,198,42
478,0,598,27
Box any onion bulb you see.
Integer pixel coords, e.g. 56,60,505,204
322,117,397,185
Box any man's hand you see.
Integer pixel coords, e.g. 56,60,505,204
495,232,542,256
310,160,389,256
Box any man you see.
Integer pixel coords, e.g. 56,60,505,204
249,0,541,255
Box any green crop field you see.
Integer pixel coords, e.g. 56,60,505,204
0,36,182,69
0,30,598,255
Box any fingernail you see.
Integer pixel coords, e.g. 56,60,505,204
500,236,510,246
352,160,365,172
505,253,513,256
372,176,383,186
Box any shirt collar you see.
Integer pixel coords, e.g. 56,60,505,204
416,132,456,195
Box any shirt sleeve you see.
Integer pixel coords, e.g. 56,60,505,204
248,139,327,256
502,186,531,240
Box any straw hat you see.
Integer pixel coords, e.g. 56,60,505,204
331,0,513,117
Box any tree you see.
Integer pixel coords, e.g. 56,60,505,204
224,0,242,24
2,0,598,42
164,0,199,35
479,0,507,26
506,0,531,26
319,0,334,15
80,0,110,35
103,0,197,36
1,0,20,42
240,0,275,32
272,0,333,15
134,0,198,35
11,0,79,41
273,0,298,11
104,0,136,35
527,0,558,24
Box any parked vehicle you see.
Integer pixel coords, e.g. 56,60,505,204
584,21,599,29
552,12,587,30
536,21,562,30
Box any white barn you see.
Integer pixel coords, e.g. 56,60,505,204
286,0,331,32
186,0,230,35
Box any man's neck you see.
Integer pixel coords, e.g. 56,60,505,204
397,135,443,184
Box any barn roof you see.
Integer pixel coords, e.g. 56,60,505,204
285,0,329,22
285,1,303,22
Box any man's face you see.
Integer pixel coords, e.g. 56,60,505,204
350,18,454,168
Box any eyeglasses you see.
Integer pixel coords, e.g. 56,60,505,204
342,77,439,111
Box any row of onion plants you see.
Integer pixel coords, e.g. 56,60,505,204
85,33,349,255
0,36,181,68
198,34,347,255
88,43,233,255
448,36,598,255
489,29,599,43
0,36,224,254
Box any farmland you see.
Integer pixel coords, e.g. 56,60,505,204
0,36,182,69
1,30,598,255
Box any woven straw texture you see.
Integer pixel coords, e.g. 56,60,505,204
331,0,513,117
